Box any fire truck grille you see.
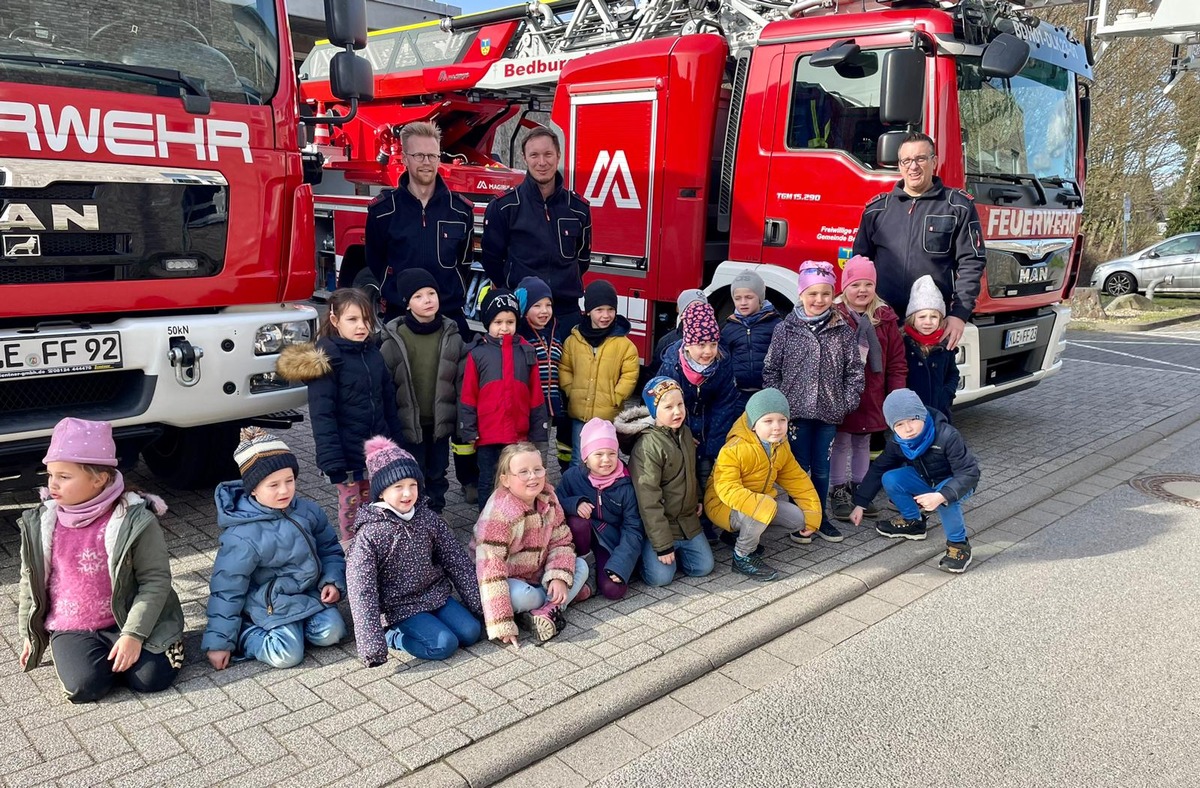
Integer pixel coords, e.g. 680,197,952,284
38,233,132,256
0,370,145,421
0,264,117,284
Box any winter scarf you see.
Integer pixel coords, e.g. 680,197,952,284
679,346,710,385
845,308,884,373
55,471,126,529
404,313,442,335
896,416,937,460
795,308,833,333
577,320,616,348
588,462,628,492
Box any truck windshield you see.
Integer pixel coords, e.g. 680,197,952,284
0,0,279,105
787,50,889,167
958,56,1077,182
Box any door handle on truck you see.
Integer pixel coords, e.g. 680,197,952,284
764,218,788,247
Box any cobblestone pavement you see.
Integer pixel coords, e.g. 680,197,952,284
2,328,1198,786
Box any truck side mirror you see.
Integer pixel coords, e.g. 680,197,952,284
981,33,1030,79
323,0,368,50
879,49,925,125
877,130,907,167
330,50,374,101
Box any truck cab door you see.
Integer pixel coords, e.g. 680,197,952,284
758,41,916,275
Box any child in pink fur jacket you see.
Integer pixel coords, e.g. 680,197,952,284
474,442,590,645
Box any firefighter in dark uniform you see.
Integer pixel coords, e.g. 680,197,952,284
481,127,592,327
363,121,480,501
852,132,986,350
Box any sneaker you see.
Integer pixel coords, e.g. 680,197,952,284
789,528,816,545
463,483,479,506
875,515,928,541
816,521,844,543
719,529,764,556
515,603,560,642
849,483,881,519
939,541,972,573
830,484,854,521
732,552,779,582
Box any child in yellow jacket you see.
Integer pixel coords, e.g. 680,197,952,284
704,388,822,581
559,280,640,463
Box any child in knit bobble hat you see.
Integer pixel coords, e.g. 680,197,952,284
829,255,907,522
763,261,865,546
557,418,647,599
721,270,782,406
347,437,483,666
705,389,823,581
18,418,185,703
203,427,347,671
903,275,961,421
516,275,573,472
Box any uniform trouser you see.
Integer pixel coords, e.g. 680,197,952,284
402,434,451,512
881,467,972,544
729,496,809,556
237,607,347,669
50,627,180,703
385,598,482,661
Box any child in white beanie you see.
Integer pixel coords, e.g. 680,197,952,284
903,275,961,421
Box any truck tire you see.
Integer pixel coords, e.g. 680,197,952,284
142,423,241,490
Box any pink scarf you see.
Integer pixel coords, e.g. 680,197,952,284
55,471,126,529
588,462,628,492
678,346,706,386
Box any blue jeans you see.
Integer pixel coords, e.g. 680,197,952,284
641,532,715,586
881,466,973,544
238,606,346,669
789,419,838,525
507,556,590,611
385,597,482,661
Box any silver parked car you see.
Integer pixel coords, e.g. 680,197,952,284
1090,233,1200,296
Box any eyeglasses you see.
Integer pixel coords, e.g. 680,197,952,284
405,152,440,163
899,155,934,168
509,467,547,480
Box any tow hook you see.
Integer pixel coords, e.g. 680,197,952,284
168,337,204,387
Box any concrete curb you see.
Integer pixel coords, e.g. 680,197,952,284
406,404,1200,788
1072,310,1200,332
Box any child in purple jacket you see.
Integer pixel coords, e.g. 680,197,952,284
347,437,483,666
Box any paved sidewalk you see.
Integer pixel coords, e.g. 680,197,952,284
2,330,1199,786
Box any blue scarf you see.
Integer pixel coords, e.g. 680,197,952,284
896,416,936,460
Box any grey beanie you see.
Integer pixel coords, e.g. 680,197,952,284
883,388,928,428
676,289,707,314
906,275,946,318
745,388,789,427
730,271,766,304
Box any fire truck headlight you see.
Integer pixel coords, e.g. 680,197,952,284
254,321,313,355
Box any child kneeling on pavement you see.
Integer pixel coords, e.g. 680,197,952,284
705,389,823,581
849,389,981,573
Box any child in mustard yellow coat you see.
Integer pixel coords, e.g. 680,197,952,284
704,388,822,581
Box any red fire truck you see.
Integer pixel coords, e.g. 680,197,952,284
0,0,372,488
302,0,1093,404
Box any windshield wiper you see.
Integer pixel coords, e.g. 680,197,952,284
967,171,1048,206
1043,176,1083,207
0,54,211,114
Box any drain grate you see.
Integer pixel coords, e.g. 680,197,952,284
1130,474,1200,510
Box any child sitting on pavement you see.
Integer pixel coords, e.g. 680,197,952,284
347,437,483,666
475,442,590,645
903,275,960,421
705,389,823,581
849,388,981,573
203,428,347,670
629,376,716,586
558,418,647,599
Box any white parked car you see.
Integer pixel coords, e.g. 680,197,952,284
1090,233,1200,296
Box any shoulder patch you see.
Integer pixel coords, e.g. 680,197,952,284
866,192,888,206
369,192,389,207
953,188,974,201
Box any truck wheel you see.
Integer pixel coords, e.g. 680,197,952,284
141,423,240,489
1103,271,1137,297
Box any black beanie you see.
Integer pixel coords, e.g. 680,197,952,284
395,268,439,308
583,279,618,313
482,288,520,329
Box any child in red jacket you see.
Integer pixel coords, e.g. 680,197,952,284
459,288,549,509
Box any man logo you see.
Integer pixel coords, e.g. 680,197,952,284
480,38,491,56
3,234,40,257
583,150,641,210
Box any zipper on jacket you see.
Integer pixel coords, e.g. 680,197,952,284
361,353,377,427
265,577,278,615
283,512,321,566
422,207,427,227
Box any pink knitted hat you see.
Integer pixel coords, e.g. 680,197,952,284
840,255,876,288
797,261,837,294
365,436,423,501
580,418,619,460
681,300,720,345
42,418,118,466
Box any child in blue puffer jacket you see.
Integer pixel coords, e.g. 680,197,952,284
721,271,781,408
203,429,348,671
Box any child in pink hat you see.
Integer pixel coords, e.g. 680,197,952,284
17,418,184,703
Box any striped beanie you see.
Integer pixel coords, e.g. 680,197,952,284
235,426,300,492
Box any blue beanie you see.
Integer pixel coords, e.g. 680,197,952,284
745,388,789,427
516,276,552,316
882,388,928,428
642,376,682,419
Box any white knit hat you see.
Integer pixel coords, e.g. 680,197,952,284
906,275,946,318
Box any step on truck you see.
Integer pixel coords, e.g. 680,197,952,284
0,0,374,490
301,0,1099,404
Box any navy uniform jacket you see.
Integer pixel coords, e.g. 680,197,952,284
852,177,986,322
481,172,591,315
365,173,475,322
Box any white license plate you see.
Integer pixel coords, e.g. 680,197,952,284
0,332,123,380
1004,325,1039,349
1019,266,1050,284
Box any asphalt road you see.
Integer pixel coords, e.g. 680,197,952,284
597,422,1200,788
1064,326,1200,379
